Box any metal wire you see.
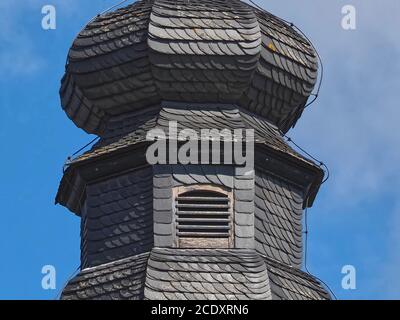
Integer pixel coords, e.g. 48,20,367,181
247,0,324,109
65,0,134,68
304,200,338,300
98,0,131,16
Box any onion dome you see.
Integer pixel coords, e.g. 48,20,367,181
60,0,318,135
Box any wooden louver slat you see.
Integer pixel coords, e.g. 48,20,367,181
176,190,231,239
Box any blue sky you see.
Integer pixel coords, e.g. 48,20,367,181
0,0,399,300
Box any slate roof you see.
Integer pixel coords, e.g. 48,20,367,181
61,249,330,300
61,0,318,135
145,248,271,300
61,252,150,300
81,167,154,269
64,104,317,167
68,106,160,164
57,104,323,216
255,170,304,268
265,256,331,300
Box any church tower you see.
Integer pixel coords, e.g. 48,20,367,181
56,0,330,300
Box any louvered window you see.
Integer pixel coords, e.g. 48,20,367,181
175,188,233,248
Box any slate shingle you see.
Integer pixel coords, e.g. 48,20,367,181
61,0,319,135
65,104,315,168
81,168,154,268
255,171,303,268
144,248,272,300
61,250,330,300
61,253,150,300
263,256,331,300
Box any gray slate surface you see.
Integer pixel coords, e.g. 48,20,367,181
255,170,304,268
144,248,272,300
264,256,331,300
61,0,318,135
82,167,154,268
66,104,314,167
61,249,330,300
61,252,150,300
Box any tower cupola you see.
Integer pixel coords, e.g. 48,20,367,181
57,0,330,300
